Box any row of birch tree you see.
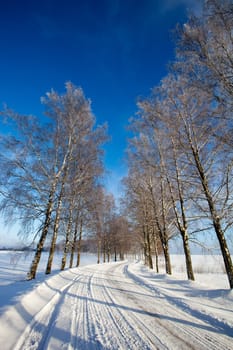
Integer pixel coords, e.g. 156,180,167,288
0,82,109,279
123,0,233,289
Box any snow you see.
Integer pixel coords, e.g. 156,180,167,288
0,252,232,349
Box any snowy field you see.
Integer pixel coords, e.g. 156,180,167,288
0,251,232,349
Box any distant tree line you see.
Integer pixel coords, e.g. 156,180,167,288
122,0,233,289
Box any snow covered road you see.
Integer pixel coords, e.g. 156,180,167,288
0,261,233,349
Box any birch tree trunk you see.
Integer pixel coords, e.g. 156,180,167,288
107,241,110,262
69,215,78,268
61,205,73,270
165,142,195,280
152,227,159,273
27,182,56,279
46,175,66,274
76,218,83,267
103,236,106,263
191,145,233,288
97,239,101,264
143,227,148,266
146,226,153,269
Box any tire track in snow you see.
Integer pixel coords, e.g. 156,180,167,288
68,271,102,350
99,264,168,349
67,267,132,349
87,262,229,350
81,262,196,349
100,262,194,350
124,263,233,350
88,266,153,349
14,273,83,350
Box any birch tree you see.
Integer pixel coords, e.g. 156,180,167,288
28,83,96,279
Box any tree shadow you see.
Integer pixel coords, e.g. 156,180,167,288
69,292,233,338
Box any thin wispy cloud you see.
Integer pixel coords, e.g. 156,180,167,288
161,0,204,16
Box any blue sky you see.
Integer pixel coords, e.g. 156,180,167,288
0,0,202,203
